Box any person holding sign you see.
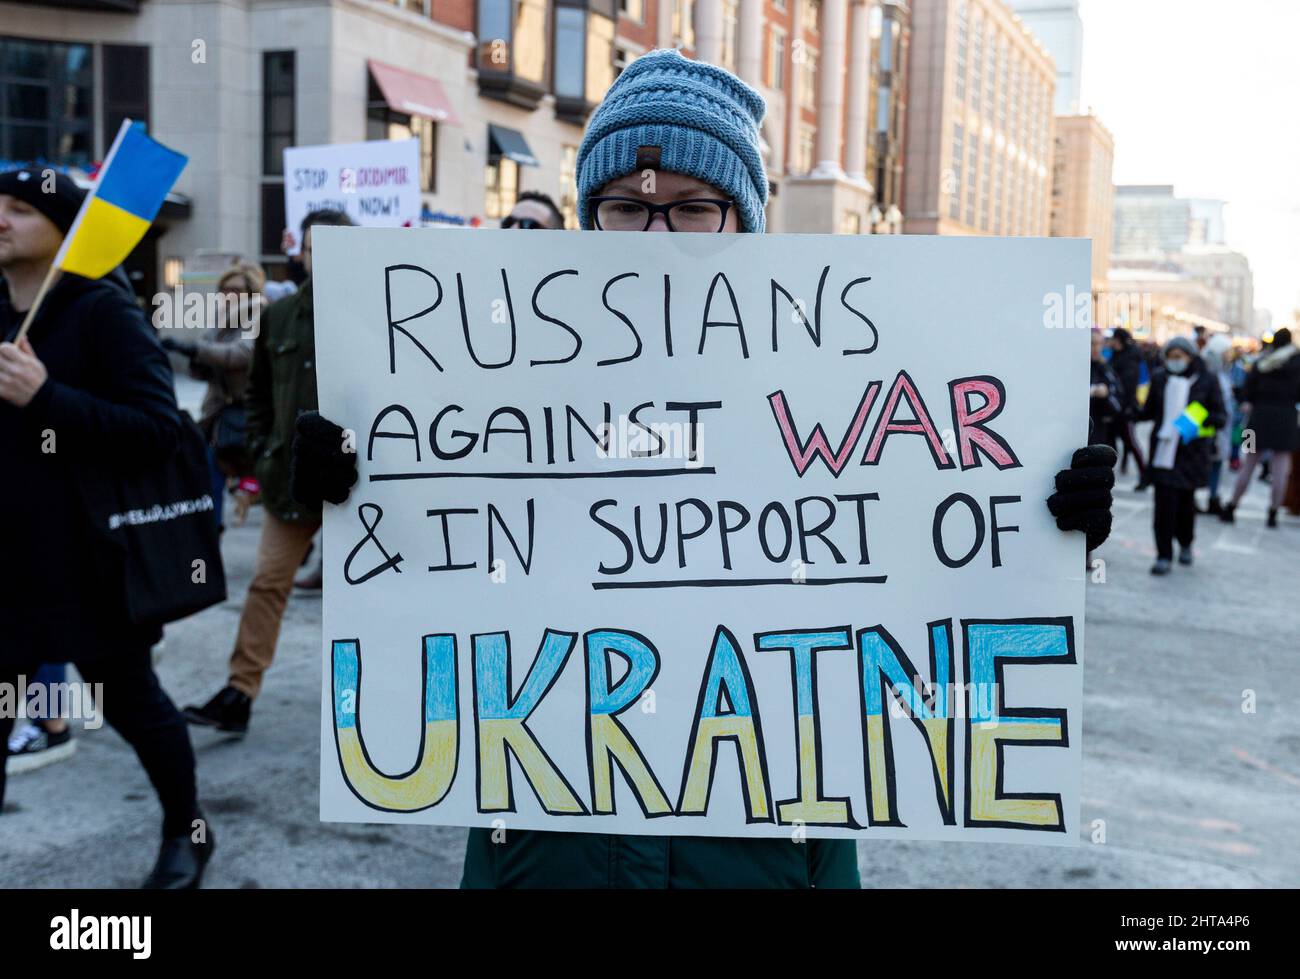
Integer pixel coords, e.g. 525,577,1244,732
292,50,1116,888
1138,336,1226,575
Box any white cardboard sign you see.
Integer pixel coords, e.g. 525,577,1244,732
313,227,1090,844
282,139,421,254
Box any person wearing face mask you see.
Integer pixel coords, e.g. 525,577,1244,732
285,49,1116,888
1220,328,1300,527
1137,335,1227,574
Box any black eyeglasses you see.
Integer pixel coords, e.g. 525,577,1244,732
588,196,735,233
501,215,547,230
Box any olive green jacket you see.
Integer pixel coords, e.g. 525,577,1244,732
245,282,319,524
461,829,860,889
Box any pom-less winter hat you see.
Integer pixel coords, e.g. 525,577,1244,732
0,167,85,235
1163,335,1198,359
576,48,769,233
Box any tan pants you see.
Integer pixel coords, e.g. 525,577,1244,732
228,511,320,699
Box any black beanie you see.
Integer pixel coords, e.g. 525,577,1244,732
0,167,86,235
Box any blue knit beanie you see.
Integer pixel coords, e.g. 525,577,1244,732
576,49,769,233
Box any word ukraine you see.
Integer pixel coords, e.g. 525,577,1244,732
330,618,1075,832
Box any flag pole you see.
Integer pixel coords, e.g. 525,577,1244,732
13,264,60,344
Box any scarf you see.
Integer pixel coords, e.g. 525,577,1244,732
1153,374,1192,470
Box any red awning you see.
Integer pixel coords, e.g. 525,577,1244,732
368,60,461,125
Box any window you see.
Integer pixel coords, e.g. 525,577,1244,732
964,134,977,225
970,17,982,112
102,44,149,148
801,50,818,109
797,126,815,173
585,11,616,103
554,5,616,106
722,0,738,72
984,30,996,121
559,144,578,228
554,6,586,99
672,0,695,49
366,78,436,192
262,50,295,176
619,0,644,23
769,28,786,90
953,2,967,103
802,0,821,32
485,156,519,219
478,0,546,84
614,46,631,77
949,123,964,220
0,37,94,166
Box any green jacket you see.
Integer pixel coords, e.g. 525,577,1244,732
460,829,860,889
245,281,319,524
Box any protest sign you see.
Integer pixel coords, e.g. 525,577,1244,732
313,228,1091,843
282,139,421,254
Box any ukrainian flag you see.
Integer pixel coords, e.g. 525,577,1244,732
54,119,187,279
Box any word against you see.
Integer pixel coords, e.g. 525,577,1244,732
50,910,151,959
314,228,1089,842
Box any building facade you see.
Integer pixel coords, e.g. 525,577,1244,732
1049,111,1112,293
1003,0,1079,115
902,0,1056,236
1112,184,1192,257
1,0,922,294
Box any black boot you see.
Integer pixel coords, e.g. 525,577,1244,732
183,686,251,734
1267,508,1278,528
1206,497,1224,517
142,819,214,889
1219,502,1236,523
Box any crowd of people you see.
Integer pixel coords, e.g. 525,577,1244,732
0,49,1278,889
1089,321,1300,574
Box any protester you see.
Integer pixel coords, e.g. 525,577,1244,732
501,190,567,230
287,50,1116,889
1090,329,1123,451
182,209,354,735
1220,328,1300,526
1106,328,1147,484
1138,335,1227,574
1199,333,1236,515
161,261,264,532
0,167,211,887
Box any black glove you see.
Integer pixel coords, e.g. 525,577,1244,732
1046,444,1117,551
160,336,198,358
290,411,359,507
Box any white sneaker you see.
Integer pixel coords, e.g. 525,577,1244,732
6,722,77,775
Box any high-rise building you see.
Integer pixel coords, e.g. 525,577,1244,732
902,0,1057,236
1112,185,1193,257
1049,112,1112,292
1175,246,1255,334
1187,198,1227,246
1003,0,1080,115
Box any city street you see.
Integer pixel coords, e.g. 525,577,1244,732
3,397,1296,888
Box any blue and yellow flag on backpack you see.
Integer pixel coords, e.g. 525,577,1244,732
53,119,187,279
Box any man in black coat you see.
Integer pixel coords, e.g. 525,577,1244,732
0,167,212,887
1137,335,1227,574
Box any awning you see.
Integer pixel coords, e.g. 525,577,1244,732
368,59,461,125
488,124,538,167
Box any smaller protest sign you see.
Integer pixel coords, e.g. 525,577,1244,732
282,139,422,254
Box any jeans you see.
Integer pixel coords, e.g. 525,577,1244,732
0,641,199,837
